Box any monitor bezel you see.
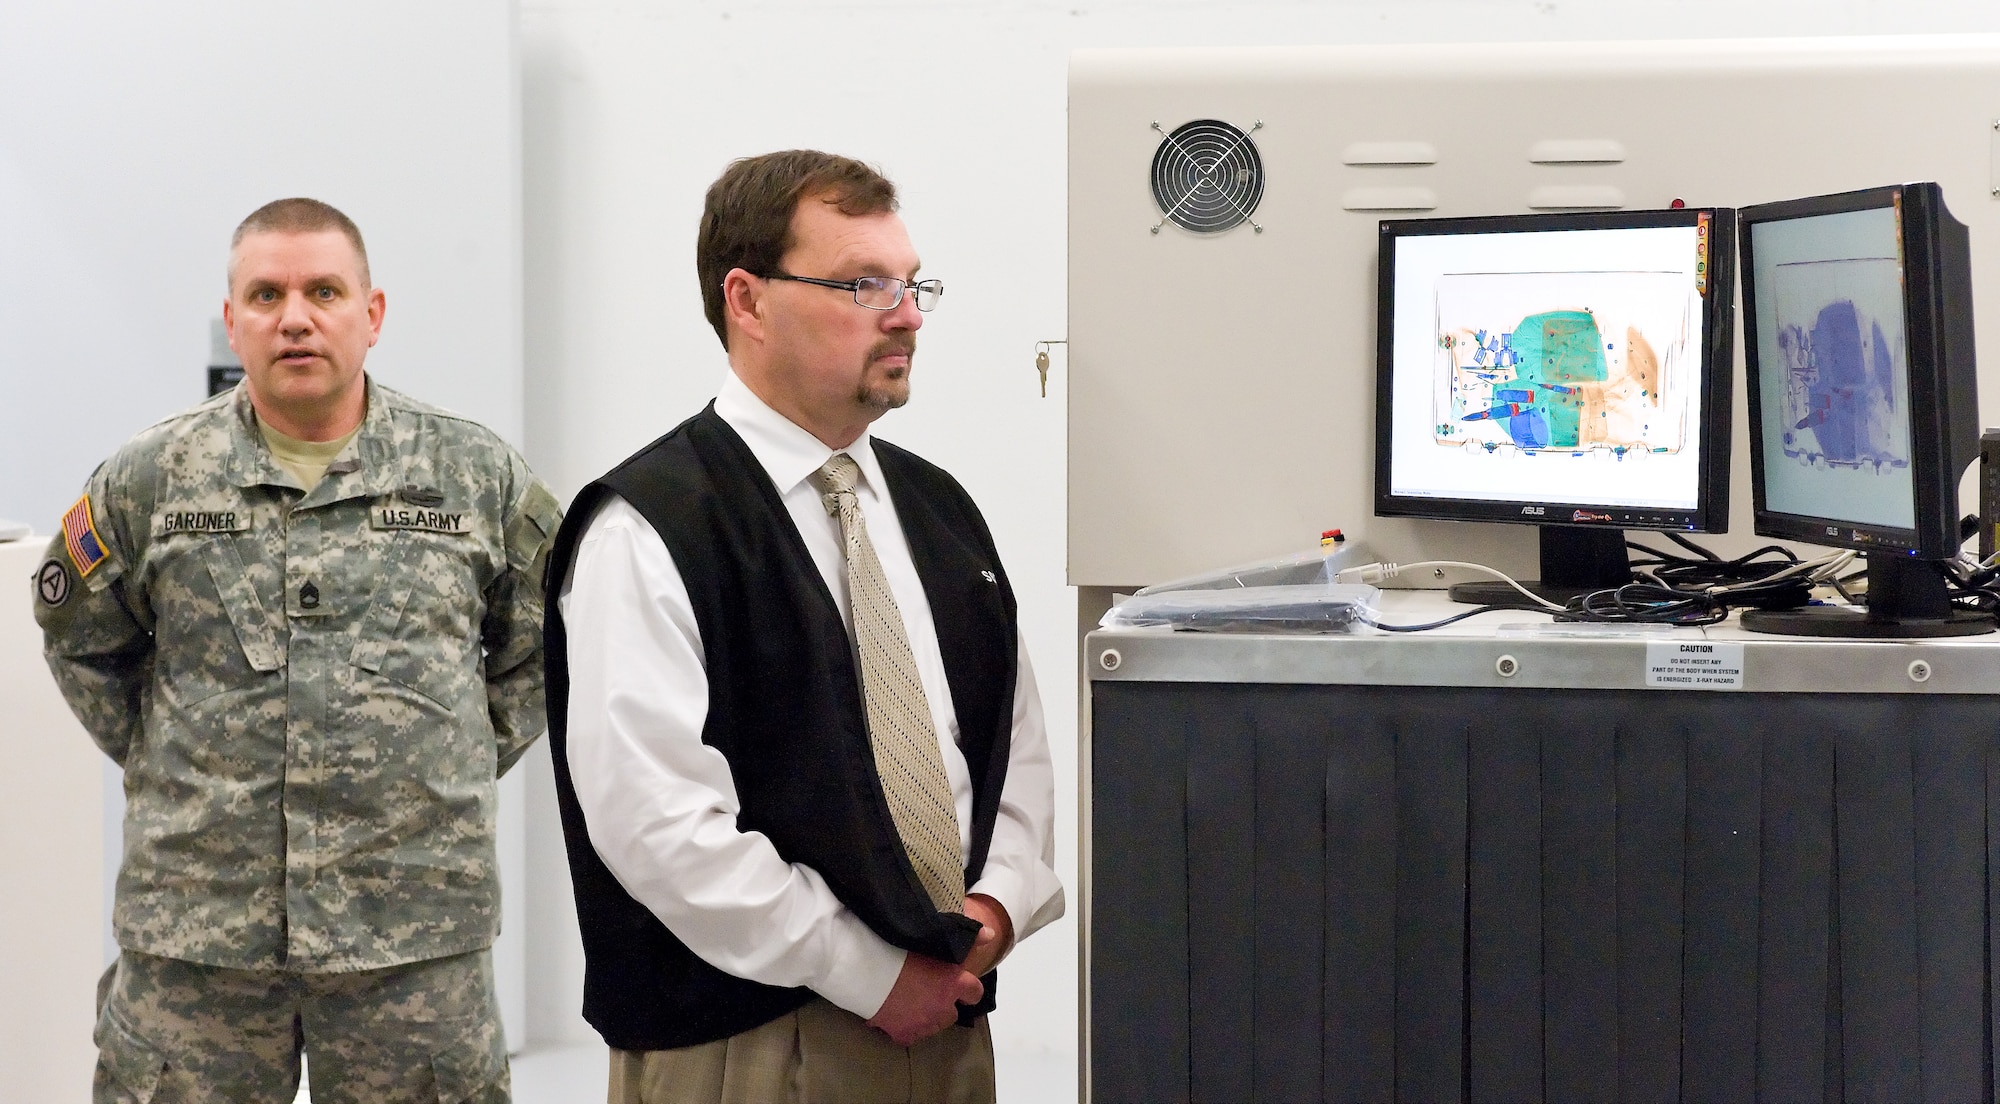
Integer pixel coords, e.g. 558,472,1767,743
1372,207,1738,537
1738,182,1966,560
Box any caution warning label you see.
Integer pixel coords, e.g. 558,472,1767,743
1644,640,1745,690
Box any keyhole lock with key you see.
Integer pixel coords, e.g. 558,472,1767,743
1033,340,1066,398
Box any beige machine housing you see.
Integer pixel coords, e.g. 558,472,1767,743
1068,37,2000,594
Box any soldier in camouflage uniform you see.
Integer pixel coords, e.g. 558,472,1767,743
33,198,560,1103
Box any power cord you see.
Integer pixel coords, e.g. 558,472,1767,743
1336,560,1568,612
1338,542,1864,630
1357,604,1534,633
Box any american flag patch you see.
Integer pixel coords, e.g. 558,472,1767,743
62,495,109,578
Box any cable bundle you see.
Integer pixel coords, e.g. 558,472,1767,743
1340,538,1864,631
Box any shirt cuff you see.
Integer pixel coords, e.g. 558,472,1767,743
812,909,908,1019
967,868,1031,951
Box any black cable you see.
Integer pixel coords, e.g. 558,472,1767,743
1363,538,2000,632
1561,581,1731,626
1360,604,1543,632
1661,531,1723,561
1626,538,1804,590
1360,536,1981,632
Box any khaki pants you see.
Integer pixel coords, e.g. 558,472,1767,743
92,948,509,1104
609,999,995,1104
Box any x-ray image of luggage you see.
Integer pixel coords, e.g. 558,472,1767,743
1770,256,1912,472
1431,269,1694,457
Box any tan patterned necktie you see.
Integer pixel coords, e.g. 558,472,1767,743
811,454,966,914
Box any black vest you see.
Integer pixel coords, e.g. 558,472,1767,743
544,405,1019,1051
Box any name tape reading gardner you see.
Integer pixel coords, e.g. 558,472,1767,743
1644,640,1745,690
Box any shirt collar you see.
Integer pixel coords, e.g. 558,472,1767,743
225,375,402,502
714,370,885,498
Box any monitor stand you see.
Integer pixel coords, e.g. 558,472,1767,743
1448,525,1631,607
1741,555,1996,638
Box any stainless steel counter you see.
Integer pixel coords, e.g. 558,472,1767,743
1088,591,2000,694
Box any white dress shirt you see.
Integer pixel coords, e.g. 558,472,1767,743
558,371,1065,1020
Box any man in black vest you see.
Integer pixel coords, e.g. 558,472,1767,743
543,150,1064,1103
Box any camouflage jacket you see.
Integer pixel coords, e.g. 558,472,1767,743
34,379,561,972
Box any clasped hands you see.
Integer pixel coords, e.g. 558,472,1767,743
864,893,1013,1047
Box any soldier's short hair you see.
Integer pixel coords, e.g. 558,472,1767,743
696,150,898,350
229,198,371,288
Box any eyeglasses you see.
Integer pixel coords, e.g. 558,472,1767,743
764,272,944,312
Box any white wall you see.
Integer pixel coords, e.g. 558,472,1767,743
0,0,531,1058
516,0,2000,1082
0,2,524,529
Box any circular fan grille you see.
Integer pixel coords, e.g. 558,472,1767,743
1150,119,1265,234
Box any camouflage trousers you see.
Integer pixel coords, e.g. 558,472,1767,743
92,947,509,1104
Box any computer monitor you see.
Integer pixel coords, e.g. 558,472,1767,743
1738,182,1991,637
1374,207,1737,604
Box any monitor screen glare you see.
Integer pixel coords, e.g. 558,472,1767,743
1746,205,1916,534
1382,217,1719,527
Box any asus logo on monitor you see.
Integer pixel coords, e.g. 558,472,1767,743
1522,506,1545,516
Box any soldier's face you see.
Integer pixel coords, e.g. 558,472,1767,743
761,200,923,434
224,230,384,429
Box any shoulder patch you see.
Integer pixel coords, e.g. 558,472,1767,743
35,559,70,606
61,496,110,578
